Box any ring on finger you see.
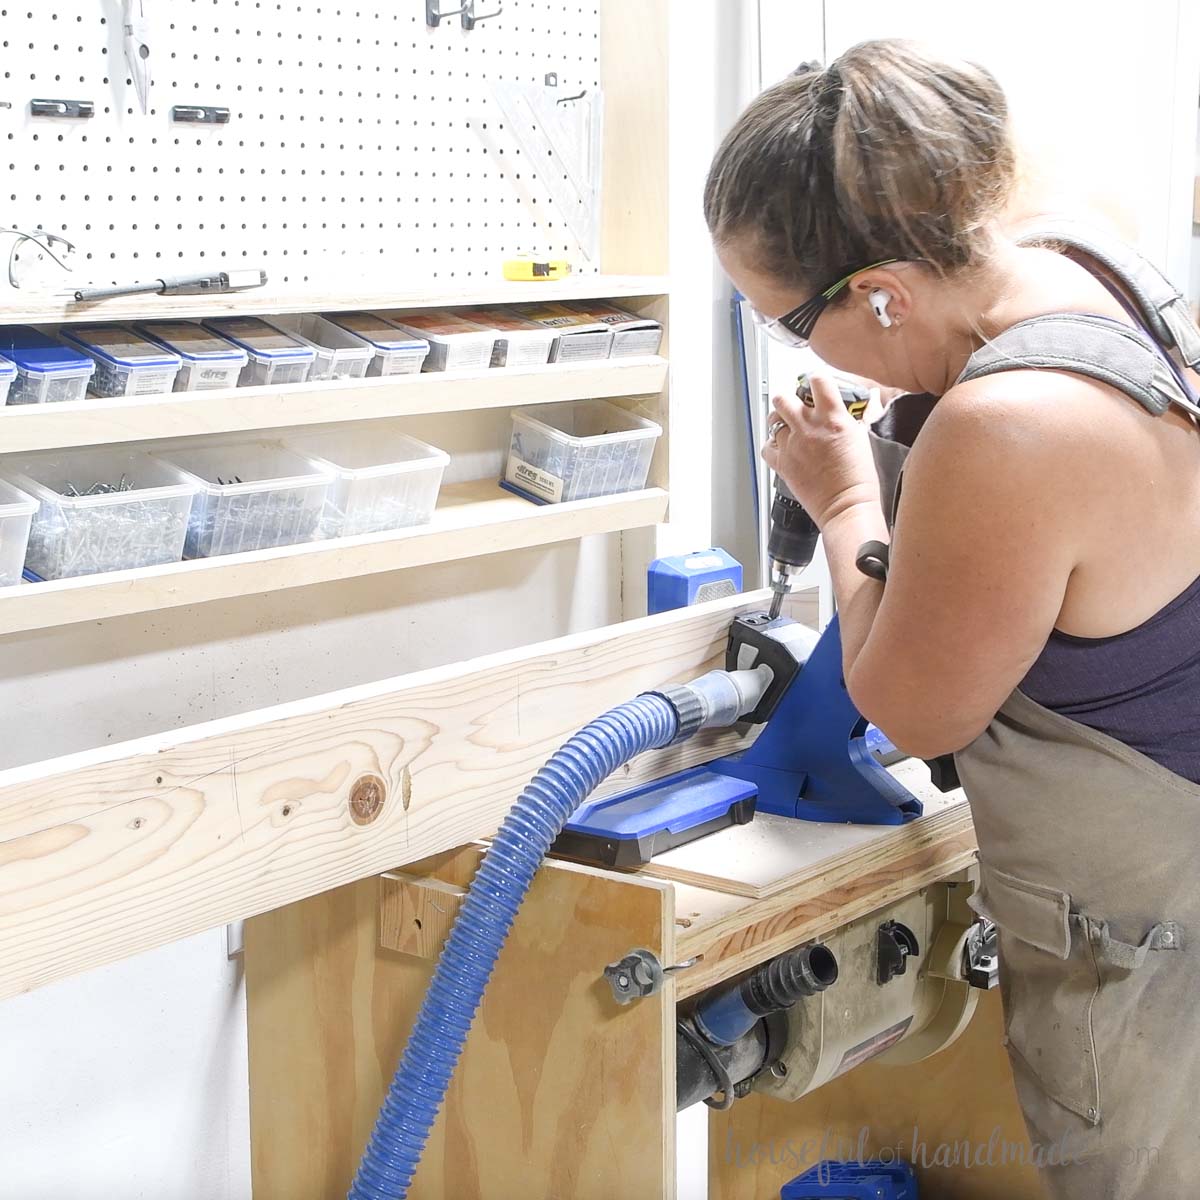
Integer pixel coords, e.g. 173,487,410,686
767,417,788,443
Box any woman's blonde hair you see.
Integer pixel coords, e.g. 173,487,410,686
703,39,1016,291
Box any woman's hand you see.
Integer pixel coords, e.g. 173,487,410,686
762,372,882,528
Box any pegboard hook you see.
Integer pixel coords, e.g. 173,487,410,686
461,0,502,30
425,0,467,27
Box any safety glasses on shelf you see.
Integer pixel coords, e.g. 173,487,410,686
2,227,76,289
752,258,901,348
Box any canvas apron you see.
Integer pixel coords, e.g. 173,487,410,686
870,407,1200,1197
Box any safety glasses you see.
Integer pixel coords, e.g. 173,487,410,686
2,227,76,289
752,259,900,348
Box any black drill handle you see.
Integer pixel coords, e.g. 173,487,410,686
768,478,821,572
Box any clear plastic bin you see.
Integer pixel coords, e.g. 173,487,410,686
200,317,316,387
504,399,662,503
0,327,96,405
0,478,37,586
0,356,15,407
322,312,430,376
135,321,249,392
379,311,496,372
160,441,335,558
267,314,376,381
61,325,183,397
284,428,450,539
2,447,197,579
456,307,556,368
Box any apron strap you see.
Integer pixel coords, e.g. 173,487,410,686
1074,916,1185,970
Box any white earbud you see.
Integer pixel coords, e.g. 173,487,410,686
869,289,894,329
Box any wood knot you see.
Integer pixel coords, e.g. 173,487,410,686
349,774,387,826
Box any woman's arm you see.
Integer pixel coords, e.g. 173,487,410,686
765,374,1079,758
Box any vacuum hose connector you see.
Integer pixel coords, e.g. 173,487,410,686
651,665,774,741
692,943,839,1047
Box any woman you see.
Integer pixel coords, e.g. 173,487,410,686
704,39,1200,1200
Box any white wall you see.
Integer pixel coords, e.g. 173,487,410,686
0,927,249,1200
815,0,1199,284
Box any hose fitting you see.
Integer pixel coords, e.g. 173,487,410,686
692,943,839,1047
650,665,774,741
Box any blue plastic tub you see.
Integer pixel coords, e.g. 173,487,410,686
781,1160,918,1199
0,354,15,406
0,326,95,405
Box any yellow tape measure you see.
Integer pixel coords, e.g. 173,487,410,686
503,256,573,282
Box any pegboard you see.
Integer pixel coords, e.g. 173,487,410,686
0,0,601,295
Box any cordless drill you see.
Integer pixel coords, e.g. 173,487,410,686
767,374,871,620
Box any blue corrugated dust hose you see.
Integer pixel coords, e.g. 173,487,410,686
348,666,771,1200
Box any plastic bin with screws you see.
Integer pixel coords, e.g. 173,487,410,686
322,312,431,376
62,325,183,397
266,314,377,381
135,321,250,392
1,448,198,579
159,441,336,557
0,327,96,405
503,399,662,503
200,317,316,387
0,355,16,407
0,477,37,585
284,427,449,539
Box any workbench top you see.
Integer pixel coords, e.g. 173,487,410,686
632,762,977,999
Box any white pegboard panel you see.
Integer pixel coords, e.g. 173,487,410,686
0,0,601,296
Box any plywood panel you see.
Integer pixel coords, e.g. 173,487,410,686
246,850,677,1200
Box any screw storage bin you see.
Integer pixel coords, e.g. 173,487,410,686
0,355,15,406
200,317,316,387
0,478,37,586
379,311,496,372
322,312,430,376
510,303,615,362
781,1161,919,1199
503,399,662,503
160,441,335,558
455,307,556,368
284,428,450,539
566,301,664,357
61,325,183,397
135,321,249,392
0,326,96,405
2,448,197,579
266,314,376,381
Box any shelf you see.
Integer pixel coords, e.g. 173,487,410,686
0,356,668,453
0,274,671,326
0,481,668,636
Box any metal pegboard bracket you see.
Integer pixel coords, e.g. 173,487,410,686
30,99,94,119
170,105,231,125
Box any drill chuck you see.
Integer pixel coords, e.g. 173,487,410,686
767,479,820,618
765,375,870,616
